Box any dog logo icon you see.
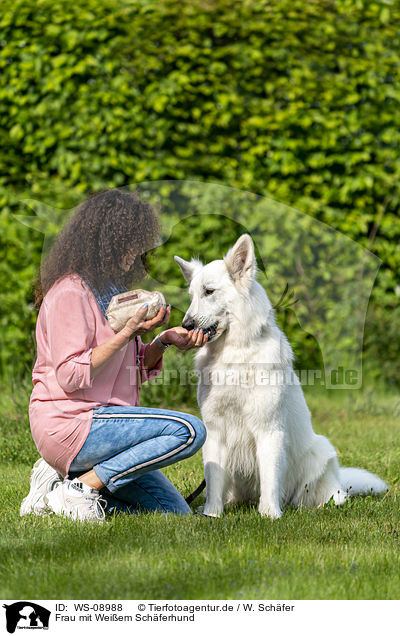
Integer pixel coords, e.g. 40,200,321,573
3,602,50,633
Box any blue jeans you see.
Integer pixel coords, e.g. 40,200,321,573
69,405,206,516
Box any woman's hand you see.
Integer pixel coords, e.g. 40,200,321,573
120,304,171,339
160,326,208,350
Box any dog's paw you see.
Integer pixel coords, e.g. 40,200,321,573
258,503,283,519
198,503,223,518
195,504,220,517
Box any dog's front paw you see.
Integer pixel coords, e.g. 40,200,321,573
200,502,224,518
258,502,283,519
195,504,221,517
195,504,219,517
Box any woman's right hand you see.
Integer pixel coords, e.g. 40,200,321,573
120,303,170,339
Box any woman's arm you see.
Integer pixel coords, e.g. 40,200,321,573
46,286,96,393
47,281,206,391
91,304,170,378
92,317,209,377
90,329,131,377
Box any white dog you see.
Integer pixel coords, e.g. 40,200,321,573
175,234,388,518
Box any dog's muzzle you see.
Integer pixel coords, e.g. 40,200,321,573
182,319,219,340
203,322,218,339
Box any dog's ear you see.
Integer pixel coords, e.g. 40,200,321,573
224,234,256,282
174,255,202,282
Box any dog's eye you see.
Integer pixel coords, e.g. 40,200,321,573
204,288,215,296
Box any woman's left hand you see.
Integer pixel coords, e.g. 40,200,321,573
144,304,171,331
160,326,208,350
123,304,171,339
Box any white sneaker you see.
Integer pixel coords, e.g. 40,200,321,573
44,479,106,522
20,458,63,516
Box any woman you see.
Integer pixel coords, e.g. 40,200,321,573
20,189,207,521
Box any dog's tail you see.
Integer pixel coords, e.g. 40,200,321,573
339,467,388,497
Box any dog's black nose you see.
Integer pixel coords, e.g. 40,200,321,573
182,317,195,331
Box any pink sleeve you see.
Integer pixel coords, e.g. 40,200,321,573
45,286,95,393
137,337,163,383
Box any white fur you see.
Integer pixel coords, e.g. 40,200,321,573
175,235,388,519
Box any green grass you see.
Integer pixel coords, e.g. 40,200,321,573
1,383,399,600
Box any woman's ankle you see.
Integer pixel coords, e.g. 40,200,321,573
78,469,105,491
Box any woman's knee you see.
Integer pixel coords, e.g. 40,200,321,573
168,413,206,455
186,415,206,454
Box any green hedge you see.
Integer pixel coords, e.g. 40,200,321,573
1,0,400,384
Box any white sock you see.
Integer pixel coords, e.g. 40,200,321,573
70,478,98,495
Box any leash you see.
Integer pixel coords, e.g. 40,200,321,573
185,479,206,504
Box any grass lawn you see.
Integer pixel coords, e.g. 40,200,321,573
0,383,399,600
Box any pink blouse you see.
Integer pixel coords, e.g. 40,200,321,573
29,274,162,477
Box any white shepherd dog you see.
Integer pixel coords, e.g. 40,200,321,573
175,234,388,519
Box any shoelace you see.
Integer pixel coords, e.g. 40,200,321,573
86,493,107,520
64,482,107,520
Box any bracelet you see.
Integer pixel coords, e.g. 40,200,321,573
153,333,171,352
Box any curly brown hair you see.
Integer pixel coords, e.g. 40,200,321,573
34,189,159,307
